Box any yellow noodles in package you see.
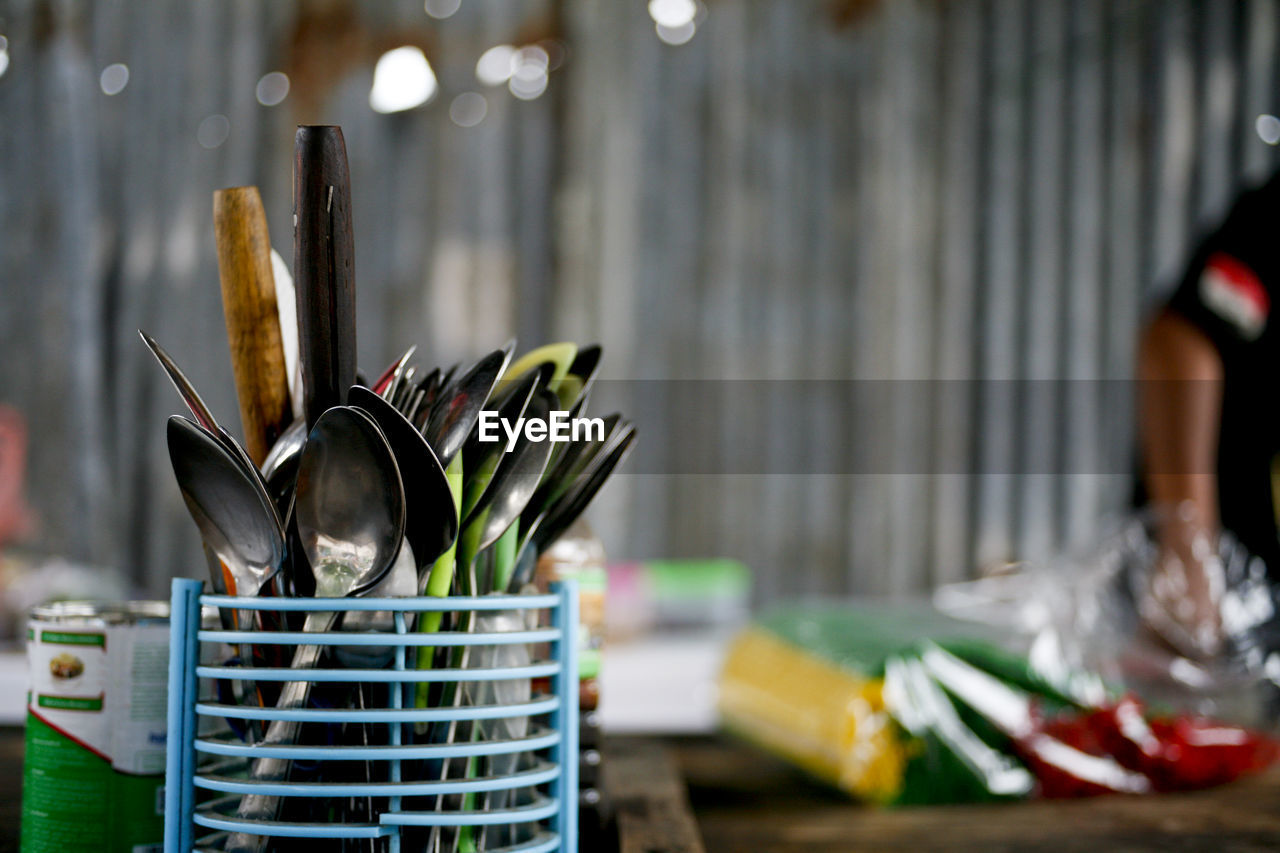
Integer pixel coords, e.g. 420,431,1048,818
719,627,907,803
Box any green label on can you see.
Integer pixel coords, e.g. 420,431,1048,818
21,713,112,852
35,695,104,712
109,770,165,851
39,631,106,647
23,612,167,853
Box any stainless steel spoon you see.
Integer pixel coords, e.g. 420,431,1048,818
348,385,457,570
459,364,549,519
166,416,285,602
536,412,622,509
225,406,405,852
371,344,417,397
424,347,511,468
293,406,405,598
167,416,285,738
464,390,557,552
507,423,636,591
261,418,306,481
142,330,271,497
428,391,559,850
568,343,602,395
260,417,306,511
142,331,219,433
407,367,441,429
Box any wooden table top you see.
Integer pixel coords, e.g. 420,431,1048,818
0,727,18,853
5,727,1280,852
659,735,1280,852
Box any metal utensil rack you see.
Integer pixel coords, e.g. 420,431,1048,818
164,578,579,852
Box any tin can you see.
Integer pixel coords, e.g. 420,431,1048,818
21,601,170,853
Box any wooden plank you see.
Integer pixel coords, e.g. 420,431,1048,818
607,738,707,853
657,7,713,564
676,736,1280,853
696,0,756,591
555,0,647,561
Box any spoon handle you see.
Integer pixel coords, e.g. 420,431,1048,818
140,331,220,433
224,609,339,853
294,126,356,430
214,186,292,468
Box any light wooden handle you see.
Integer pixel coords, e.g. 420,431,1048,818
213,186,292,468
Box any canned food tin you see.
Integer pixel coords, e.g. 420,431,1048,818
21,601,170,853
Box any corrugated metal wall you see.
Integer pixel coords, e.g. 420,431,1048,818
0,0,560,589
2,0,1279,601
555,0,1280,602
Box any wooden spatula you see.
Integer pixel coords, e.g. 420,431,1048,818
213,186,292,468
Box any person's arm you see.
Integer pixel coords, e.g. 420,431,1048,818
1135,308,1224,657
1137,309,1223,528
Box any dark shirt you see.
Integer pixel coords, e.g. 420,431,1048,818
1164,173,1280,569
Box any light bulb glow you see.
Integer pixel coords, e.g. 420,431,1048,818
370,46,438,114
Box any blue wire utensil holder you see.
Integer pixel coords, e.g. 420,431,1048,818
164,577,579,852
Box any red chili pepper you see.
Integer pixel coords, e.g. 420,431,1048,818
1013,695,1278,797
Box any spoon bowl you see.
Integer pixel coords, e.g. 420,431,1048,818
348,385,458,570
294,406,405,597
226,406,406,849
424,347,511,467
166,416,285,598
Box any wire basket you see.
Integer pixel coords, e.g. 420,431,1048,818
164,577,579,852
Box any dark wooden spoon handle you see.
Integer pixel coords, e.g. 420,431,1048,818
294,125,356,429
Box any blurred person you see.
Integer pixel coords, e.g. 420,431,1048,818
1137,172,1280,659
0,406,33,550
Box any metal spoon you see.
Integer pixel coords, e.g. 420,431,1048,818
260,417,307,511
408,367,441,430
555,343,603,411
348,385,458,570
166,416,285,602
541,387,597,477
456,365,548,528
567,343,603,400
336,534,418,667
293,406,405,598
424,347,511,468
166,416,284,737
142,331,219,432
225,406,404,852
464,390,557,575
534,421,634,546
427,391,558,850
371,345,417,396
391,365,418,412
494,342,577,398
536,413,622,509
142,330,271,497
507,423,636,591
